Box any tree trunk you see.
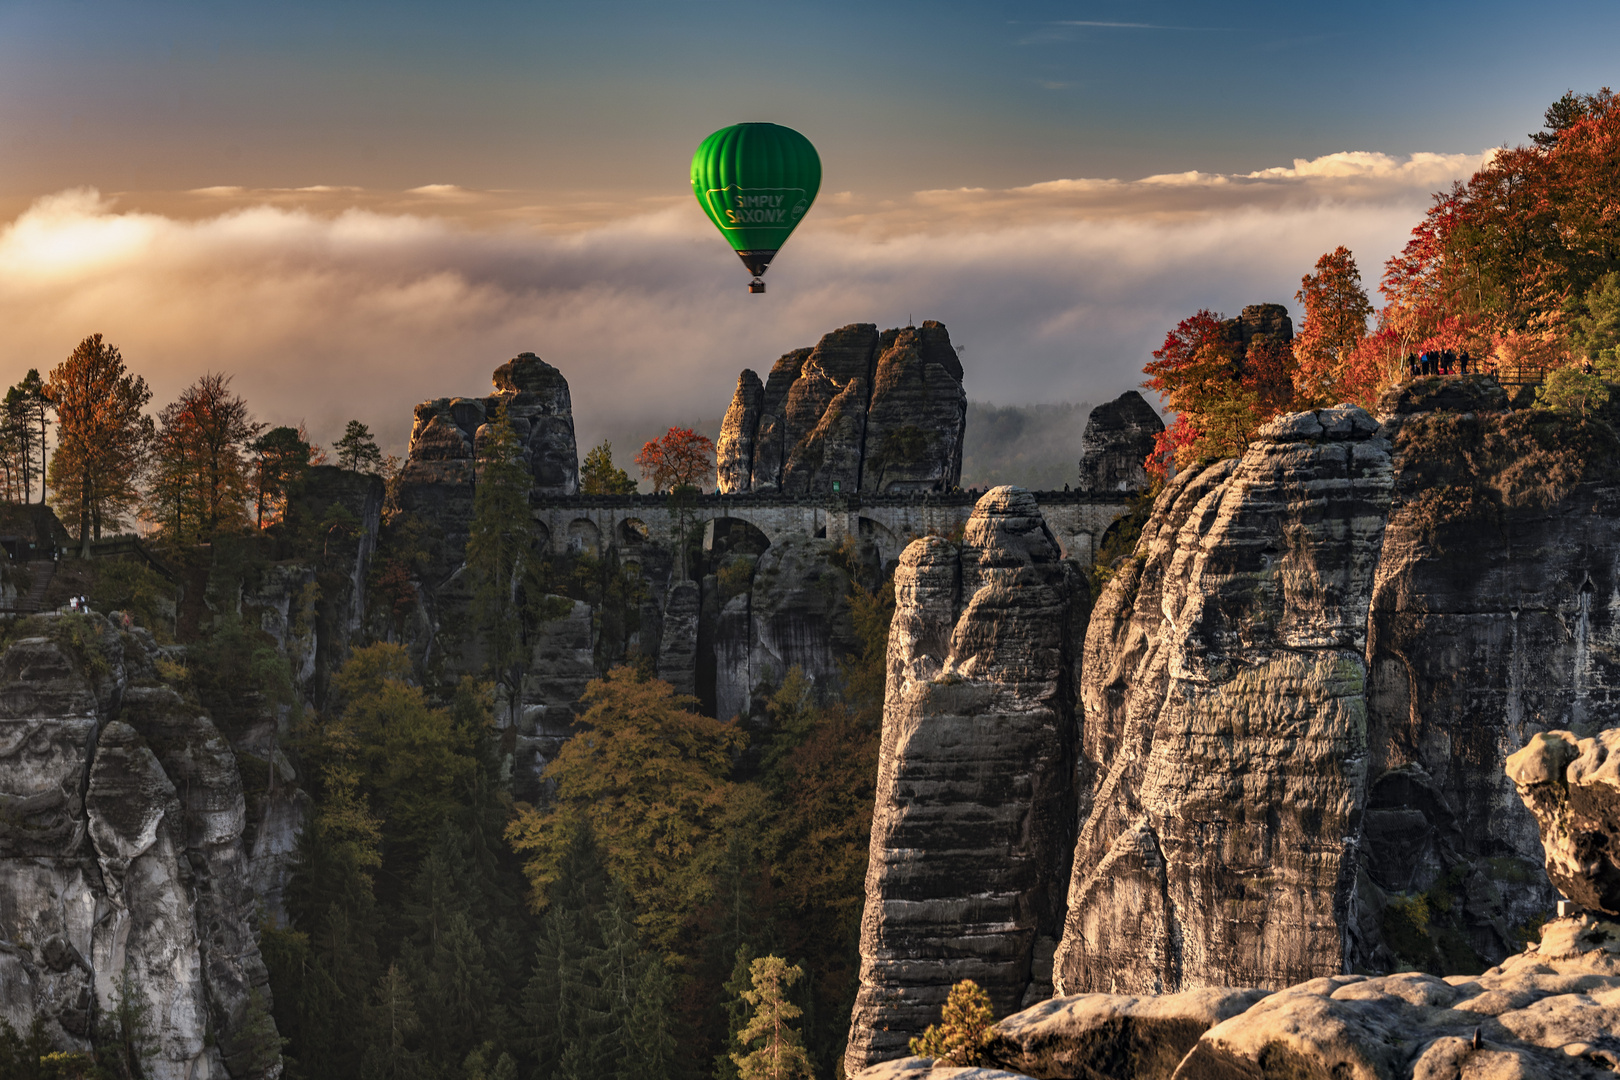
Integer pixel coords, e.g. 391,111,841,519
79,470,91,557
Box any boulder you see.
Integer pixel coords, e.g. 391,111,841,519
1508,729,1620,915
1075,391,1163,494
845,488,1084,1074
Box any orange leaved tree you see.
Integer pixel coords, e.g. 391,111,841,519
635,426,716,493
1293,246,1375,407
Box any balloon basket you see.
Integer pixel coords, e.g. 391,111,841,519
748,278,766,294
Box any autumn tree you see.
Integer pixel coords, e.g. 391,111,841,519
909,979,995,1066
147,373,264,543
731,956,813,1080
251,426,315,528
1141,310,1296,476
335,420,384,475
505,666,746,951
1293,246,1375,406
46,334,153,551
635,426,715,493
580,440,638,495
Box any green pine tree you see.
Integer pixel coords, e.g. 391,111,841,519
713,943,758,1080
731,956,813,1080
360,964,423,1080
335,419,385,474
627,953,680,1080
465,403,533,716
580,440,638,495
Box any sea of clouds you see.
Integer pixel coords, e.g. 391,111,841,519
0,150,1486,456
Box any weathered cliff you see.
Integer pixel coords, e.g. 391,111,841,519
1075,391,1164,495
395,352,579,585
0,615,281,1078
845,487,1086,1075
716,322,966,496
859,720,1620,1080
1056,403,1394,995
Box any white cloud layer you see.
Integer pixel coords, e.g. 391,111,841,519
0,150,1486,458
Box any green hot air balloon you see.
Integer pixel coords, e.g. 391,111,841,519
691,123,821,293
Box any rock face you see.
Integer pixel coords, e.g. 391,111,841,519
1048,379,1617,1001
1075,391,1164,495
845,487,1085,1075
1508,729,1620,915
1057,404,1394,996
857,718,1620,1080
396,352,579,584
0,617,281,1078
715,322,966,495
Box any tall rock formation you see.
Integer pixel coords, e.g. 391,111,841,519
858,719,1620,1080
395,352,579,584
1075,391,1164,494
0,617,281,1078
845,487,1085,1075
715,322,966,495
1056,404,1394,996
1053,376,1606,999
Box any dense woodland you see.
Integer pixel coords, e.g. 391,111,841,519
1146,88,1620,476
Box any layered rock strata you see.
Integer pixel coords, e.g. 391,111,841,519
1075,391,1164,495
845,487,1085,1074
395,352,579,584
1056,404,1395,996
0,616,281,1078
716,322,966,495
858,720,1620,1080
1051,378,1615,1000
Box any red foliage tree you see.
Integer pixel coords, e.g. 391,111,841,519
635,427,715,493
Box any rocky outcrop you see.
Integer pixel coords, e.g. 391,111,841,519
0,616,281,1078
845,488,1085,1075
1508,729,1620,915
1057,404,1394,997
396,352,579,584
717,371,766,494
858,717,1620,1080
1045,378,1620,1001
1075,391,1163,495
716,322,965,495
712,535,863,724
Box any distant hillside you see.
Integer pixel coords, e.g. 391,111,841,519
961,401,1095,491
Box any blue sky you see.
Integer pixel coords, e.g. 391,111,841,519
0,2,1615,453
3,1,1612,200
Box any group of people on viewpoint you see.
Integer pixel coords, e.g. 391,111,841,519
1407,348,1474,377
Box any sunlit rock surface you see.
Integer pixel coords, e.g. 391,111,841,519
845,487,1086,1074
716,322,965,495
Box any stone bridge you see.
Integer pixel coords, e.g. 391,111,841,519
528,489,1134,570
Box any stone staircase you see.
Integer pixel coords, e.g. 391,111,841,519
16,558,56,613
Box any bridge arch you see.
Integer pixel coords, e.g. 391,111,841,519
858,516,902,566
566,518,602,554
703,517,772,559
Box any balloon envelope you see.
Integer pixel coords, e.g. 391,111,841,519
691,123,821,280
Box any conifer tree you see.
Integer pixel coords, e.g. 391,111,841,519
580,440,638,494
361,964,423,1080
336,419,386,474
908,978,995,1066
466,403,532,714
731,956,813,1080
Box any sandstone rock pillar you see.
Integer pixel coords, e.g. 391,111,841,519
844,487,1081,1074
